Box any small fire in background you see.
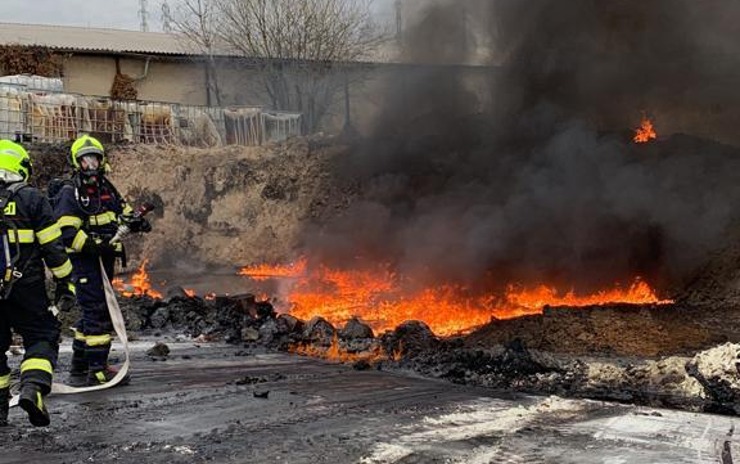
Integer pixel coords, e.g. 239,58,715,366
113,258,163,299
238,258,307,281
238,259,672,337
183,288,197,298
634,115,657,143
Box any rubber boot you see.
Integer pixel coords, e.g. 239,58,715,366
18,383,50,427
87,342,129,387
88,365,130,387
0,387,8,427
67,345,88,387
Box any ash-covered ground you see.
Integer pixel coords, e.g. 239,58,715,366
8,337,738,464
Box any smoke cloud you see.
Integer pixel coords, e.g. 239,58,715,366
304,0,740,295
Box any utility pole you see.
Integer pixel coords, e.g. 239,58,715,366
395,0,403,42
139,0,149,32
161,1,172,33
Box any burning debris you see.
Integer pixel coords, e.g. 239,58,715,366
107,241,734,417
110,284,740,415
106,239,740,418
238,259,670,336
113,259,163,299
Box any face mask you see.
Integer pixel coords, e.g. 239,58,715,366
79,154,101,172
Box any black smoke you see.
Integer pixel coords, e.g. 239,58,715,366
304,0,740,296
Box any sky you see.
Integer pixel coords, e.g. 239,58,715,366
0,0,146,30
0,0,396,31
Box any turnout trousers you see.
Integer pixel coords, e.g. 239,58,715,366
70,254,116,374
0,279,60,395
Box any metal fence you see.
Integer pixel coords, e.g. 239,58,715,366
0,85,302,147
223,107,303,146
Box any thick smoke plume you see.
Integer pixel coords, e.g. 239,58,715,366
305,0,740,295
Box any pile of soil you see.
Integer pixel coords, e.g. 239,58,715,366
107,136,354,270
465,303,740,357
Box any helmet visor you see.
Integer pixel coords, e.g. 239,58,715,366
79,154,101,172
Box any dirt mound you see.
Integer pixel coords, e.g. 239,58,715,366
107,136,353,271
26,142,72,189
464,303,740,357
675,236,740,308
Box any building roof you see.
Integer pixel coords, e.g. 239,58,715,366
0,22,491,67
0,22,234,57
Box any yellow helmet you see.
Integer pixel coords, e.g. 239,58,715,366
0,139,32,182
70,135,106,171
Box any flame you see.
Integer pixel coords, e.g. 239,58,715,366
505,279,664,309
634,115,657,143
239,259,671,337
183,288,196,298
290,334,389,363
238,258,307,281
112,258,163,299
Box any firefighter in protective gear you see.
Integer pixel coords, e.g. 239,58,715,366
0,140,75,427
54,135,150,387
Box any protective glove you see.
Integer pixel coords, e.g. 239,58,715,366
80,237,115,256
54,278,77,312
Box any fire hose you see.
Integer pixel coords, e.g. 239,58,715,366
49,259,130,395
9,203,155,405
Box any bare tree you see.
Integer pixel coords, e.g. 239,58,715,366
216,0,382,132
162,0,223,106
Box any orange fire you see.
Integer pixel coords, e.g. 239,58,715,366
634,116,657,143
112,258,163,299
291,334,388,363
505,279,663,309
183,288,197,298
238,258,307,281
239,259,672,337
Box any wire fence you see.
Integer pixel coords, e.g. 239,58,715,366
0,84,302,147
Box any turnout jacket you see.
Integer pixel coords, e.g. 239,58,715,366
0,183,72,287
54,177,131,256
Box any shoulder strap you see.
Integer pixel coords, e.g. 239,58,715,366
6,182,27,197
48,177,73,208
100,176,123,200
0,182,24,296
0,182,23,213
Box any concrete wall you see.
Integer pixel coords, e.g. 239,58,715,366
57,53,494,137
62,54,277,110
63,54,210,106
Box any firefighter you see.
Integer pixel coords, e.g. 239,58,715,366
0,140,75,427
54,135,151,387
